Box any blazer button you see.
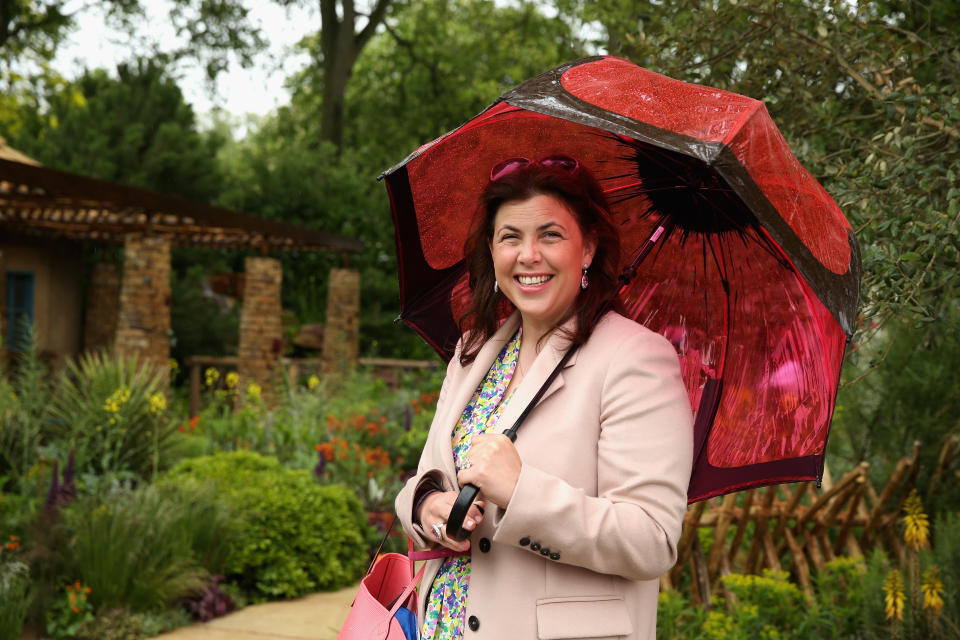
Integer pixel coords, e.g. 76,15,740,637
519,537,530,546
550,551,560,560
478,537,491,553
530,541,541,552
540,547,551,556
468,615,480,631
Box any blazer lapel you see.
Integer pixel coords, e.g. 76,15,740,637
497,316,579,436
438,313,523,442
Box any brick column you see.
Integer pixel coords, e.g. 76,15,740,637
84,262,121,353
322,268,360,374
115,235,171,383
237,257,283,404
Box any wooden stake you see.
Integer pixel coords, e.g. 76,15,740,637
783,528,813,595
745,487,779,574
671,501,706,585
708,494,738,580
926,434,958,504
728,489,756,568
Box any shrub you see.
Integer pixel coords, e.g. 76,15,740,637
0,555,31,640
61,482,233,611
165,451,373,600
0,330,49,493
45,351,178,479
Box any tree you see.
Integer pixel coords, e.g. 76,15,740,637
316,0,393,149
9,57,223,201
0,1,265,88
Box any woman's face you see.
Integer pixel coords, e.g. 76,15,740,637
489,194,596,336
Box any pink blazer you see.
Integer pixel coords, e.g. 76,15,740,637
396,311,693,640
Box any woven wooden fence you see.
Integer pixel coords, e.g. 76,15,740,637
664,435,958,605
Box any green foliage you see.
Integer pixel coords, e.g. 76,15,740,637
0,555,31,640
0,328,49,493
60,483,232,611
170,264,240,364
164,451,373,599
9,58,224,202
45,351,178,479
833,308,960,510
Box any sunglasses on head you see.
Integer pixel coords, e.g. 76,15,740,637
489,155,580,182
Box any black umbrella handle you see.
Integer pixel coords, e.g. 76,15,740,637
446,483,480,541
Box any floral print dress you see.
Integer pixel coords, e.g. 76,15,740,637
421,328,521,640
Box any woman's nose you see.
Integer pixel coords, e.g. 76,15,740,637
518,239,541,263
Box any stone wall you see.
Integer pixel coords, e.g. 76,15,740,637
115,235,171,382
237,257,283,404
322,268,360,374
84,262,121,353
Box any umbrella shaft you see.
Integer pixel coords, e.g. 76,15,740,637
618,212,674,294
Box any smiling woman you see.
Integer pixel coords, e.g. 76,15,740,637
395,156,694,640
490,194,595,350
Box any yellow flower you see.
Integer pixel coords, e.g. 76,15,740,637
902,489,929,550
307,374,320,390
883,569,905,621
921,566,944,616
225,371,239,389
169,358,180,376
103,386,131,413
204,367,220,387
246,382,262,402
148,392,166,415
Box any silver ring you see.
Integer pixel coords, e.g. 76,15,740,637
461,458,472,470
431,522,445,541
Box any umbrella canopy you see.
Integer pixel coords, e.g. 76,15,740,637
382,56,860,503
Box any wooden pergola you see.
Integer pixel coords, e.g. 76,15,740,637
1,148,364,392
0,156,363,254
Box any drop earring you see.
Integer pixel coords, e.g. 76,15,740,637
580,265,589,290
493,279,499,293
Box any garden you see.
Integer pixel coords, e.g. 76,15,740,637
2,329,959,639
2,0,960,638
0,337,440,639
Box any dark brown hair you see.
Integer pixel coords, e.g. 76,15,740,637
458,159,623,365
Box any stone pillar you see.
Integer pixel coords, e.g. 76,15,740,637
115,235,171,383
322,268,360,374
84,262,121,353
237,257,283,404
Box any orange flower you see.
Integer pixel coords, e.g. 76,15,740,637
178,424,186,433
189,415,200,432
71,606,81,614
314,442,335,461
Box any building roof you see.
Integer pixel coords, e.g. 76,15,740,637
0,140,363,253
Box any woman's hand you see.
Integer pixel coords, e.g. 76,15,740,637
418,490,485,553
457,433,522,509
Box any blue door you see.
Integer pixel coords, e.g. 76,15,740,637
6,271,35,351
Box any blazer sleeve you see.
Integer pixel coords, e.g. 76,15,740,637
491,328,694,581
395,349,462,549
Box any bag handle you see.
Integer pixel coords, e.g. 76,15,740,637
365,514,464,577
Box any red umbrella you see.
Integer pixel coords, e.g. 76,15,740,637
381,56,860,503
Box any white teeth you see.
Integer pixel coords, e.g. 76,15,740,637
517,275,551,285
